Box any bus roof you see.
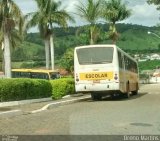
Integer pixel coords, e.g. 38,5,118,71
75,44,137,63
75,44,116,49
11,69,59,73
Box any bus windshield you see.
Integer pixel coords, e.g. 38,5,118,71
76,47,114,65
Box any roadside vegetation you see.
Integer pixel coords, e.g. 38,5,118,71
0,0,160,100
0,78,52,102
0,78,75,102
1,23,160,73
1,0,160,75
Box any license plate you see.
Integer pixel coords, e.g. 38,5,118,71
93,80,100,83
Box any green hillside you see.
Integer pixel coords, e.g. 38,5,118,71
0,23,160,71
12,41,45,61
25,23,160,57
117,28,160,51
0,41,44,62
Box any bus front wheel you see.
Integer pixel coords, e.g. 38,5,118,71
91,93,102,101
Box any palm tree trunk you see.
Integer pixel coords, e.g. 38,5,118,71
1,42,4,72
4,32,11,78
50,35,54,70
44,39,50,69
112,23,117,44
90,28,94,45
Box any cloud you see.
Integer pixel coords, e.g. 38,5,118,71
14,0,37,14
124,2,160,26
13,0,160,27
63,0,78,12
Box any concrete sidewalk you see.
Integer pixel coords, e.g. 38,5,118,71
0,94,90,118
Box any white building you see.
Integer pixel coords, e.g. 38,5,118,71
149,69,160,83
150,54,160,60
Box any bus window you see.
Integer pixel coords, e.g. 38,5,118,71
11,69,60,80
50,72,61,79
76,47,114,65
30,72,49,80
12,72,30,78
118,51,123,69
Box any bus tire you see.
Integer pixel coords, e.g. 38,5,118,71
91,93,102,101
132,90,138,95
125,83,130,98
132,83,138,95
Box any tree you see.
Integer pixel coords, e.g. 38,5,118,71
48,0,74,70
26,0,74,70
102,0,131,44
0,0,24,78
59,48,74,73
76,0,102,44
147,0,160,10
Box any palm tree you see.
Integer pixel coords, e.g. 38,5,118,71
26,0,74,70
26,0,50,70
76,24,101,44
0,0,24,78
147,0,160,9
102,0,131,43
0,29,22,73
48,0,74,70
76,0,102,45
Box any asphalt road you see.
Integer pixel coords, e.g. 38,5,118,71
0,84,160,136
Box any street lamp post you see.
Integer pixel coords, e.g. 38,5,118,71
148,31,160,39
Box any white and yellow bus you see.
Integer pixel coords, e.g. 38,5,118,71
12,69,61,80
74,44,139,100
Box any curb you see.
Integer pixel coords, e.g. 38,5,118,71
0,98,52,108
31,96,90,114
0,95,91,118
0,110,23,118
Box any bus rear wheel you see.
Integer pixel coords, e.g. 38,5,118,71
124,83,130,98
132,90,138,95
91,93,102,101
132,83,138,95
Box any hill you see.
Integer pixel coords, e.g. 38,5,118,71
25,23,160,56
0,23,160,70
0,41,44,62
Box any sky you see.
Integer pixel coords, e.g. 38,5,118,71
14,0,160,31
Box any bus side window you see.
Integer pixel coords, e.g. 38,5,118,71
124,56,128,70
50,72,60,79
31,72,49,80
118,51,123,69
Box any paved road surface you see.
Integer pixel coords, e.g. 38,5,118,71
0,84,160,135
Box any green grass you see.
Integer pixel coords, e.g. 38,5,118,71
138,60,160,72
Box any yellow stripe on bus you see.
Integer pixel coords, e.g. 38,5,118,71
79,72,113,80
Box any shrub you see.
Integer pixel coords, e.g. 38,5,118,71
50,78,75,100
0,78,52,102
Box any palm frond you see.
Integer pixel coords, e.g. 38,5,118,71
76,0,102,24
102,0,131,23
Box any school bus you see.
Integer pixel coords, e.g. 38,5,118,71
12,69,61,80
74,44,139,100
